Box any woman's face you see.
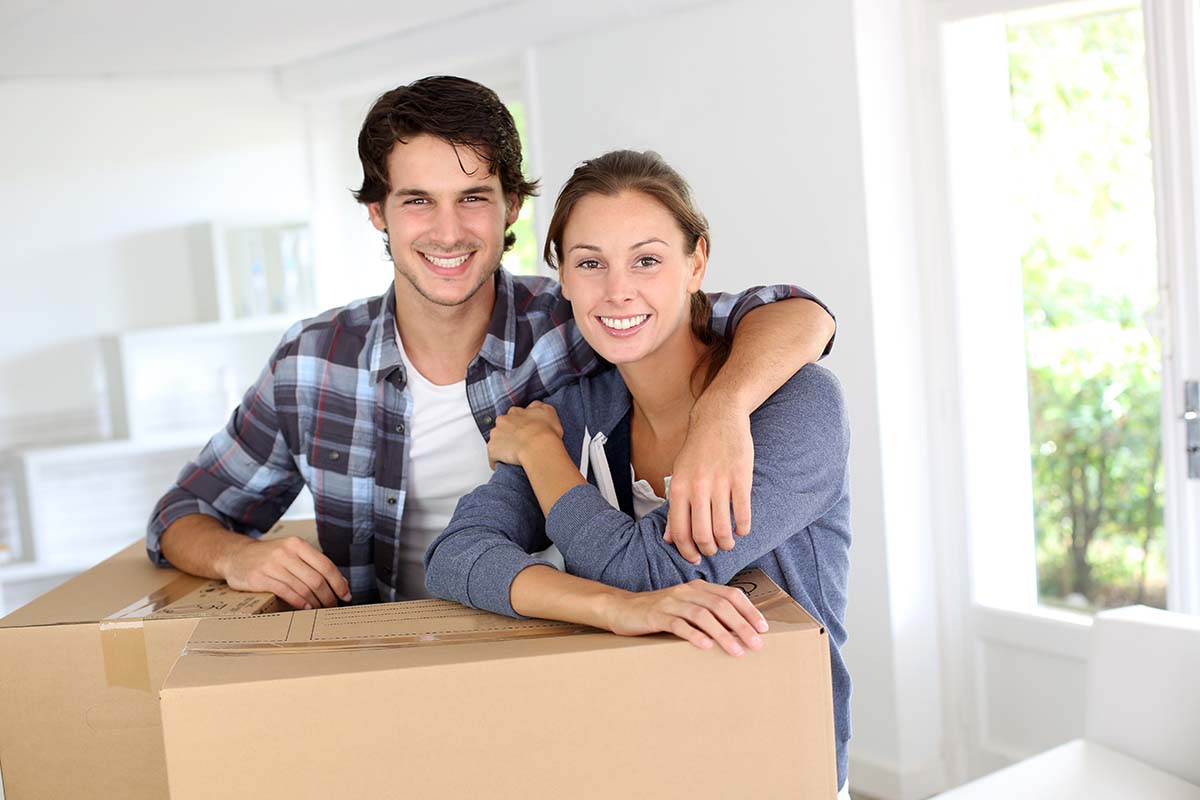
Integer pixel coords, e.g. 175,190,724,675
559,190,706,366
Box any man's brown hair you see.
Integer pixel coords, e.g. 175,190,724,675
353,76,539,251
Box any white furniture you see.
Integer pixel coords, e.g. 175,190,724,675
0,219,316,613
934,605,1200,798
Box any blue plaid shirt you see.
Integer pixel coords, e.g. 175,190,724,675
147,269,827,602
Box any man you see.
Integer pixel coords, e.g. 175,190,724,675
147,76,836,608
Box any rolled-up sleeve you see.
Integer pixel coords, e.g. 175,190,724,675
709,284,836,357
146,349,304,567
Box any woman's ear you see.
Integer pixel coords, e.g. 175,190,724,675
686,236,708,294
559,265,572,301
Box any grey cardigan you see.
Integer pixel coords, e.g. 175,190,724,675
425,364,852,789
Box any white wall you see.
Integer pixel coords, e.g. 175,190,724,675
0,75,310,445
531,2,942,796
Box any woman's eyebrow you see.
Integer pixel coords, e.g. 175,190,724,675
629,238,668,249
568,237,670,254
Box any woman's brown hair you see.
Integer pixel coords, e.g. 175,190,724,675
543,150,729,392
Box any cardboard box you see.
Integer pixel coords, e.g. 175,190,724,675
160,569,838,799
0,519,315,800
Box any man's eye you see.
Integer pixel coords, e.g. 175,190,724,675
463,195,487,203
635,256,661,268
405,198,429,205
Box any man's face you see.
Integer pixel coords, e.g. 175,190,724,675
368,134,519,309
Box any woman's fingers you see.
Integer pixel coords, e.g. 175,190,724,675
700,590,765,651
654,583,769,656
682,605,745,656
668,617,714,650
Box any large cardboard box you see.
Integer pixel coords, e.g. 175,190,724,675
0,519,314,800
160,569,838,799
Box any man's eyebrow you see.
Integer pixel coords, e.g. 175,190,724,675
392,187,430,197
460,185,496,195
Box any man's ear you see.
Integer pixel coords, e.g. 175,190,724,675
686,236,709,294
367,201,387,232
505,194,522,228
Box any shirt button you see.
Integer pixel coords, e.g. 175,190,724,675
386,496,397,505
395,423,404,433
482,415,494,425
329,452,340,461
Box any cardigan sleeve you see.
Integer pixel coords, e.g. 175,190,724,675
544,365,849,591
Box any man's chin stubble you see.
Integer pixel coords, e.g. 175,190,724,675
395,259,501,308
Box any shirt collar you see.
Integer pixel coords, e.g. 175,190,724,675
369,269,518,383
477,267,517,371
369,285,405,385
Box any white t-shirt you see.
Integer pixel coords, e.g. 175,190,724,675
394,327,493,599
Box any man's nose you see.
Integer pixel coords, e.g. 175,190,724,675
428,203,467,246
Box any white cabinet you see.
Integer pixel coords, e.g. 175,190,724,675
0,219,319,610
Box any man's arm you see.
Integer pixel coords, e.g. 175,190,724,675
667,295,836,563
161,516,349,610
148,344,350,609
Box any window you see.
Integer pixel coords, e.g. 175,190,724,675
939,0,1200,615
1006,4,1165,612
502,100,540,276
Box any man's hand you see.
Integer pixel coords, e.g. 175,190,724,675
487,401,564,469
218,536,351,610
665,396,754,564
603,579,768,657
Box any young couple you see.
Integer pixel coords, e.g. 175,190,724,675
148,75,851,794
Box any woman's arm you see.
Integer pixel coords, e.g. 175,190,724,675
422,462,558,616
424,461,769,656
508,565,768,657
546,365,849,592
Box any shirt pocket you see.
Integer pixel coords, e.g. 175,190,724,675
306,434,375,476
303,434,377,545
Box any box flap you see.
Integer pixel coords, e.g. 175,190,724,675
179,567,817,655
162,569,824,691
1,541,288,630
0,542,205,629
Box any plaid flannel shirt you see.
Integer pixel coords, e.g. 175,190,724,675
147,268,829,602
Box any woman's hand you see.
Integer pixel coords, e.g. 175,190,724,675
603,579,769,657
487,401,565,469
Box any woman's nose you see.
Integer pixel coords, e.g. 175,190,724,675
604,268,636,303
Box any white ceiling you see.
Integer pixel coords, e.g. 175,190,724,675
0,0,513,77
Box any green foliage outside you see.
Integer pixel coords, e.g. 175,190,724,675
504,101,540,276
1008,6,1166,612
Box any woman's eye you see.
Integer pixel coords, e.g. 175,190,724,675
576,259,602,270
635,256,661,268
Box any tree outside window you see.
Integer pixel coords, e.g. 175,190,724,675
1008,4,1166,612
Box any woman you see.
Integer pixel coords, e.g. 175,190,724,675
425,150,851,794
